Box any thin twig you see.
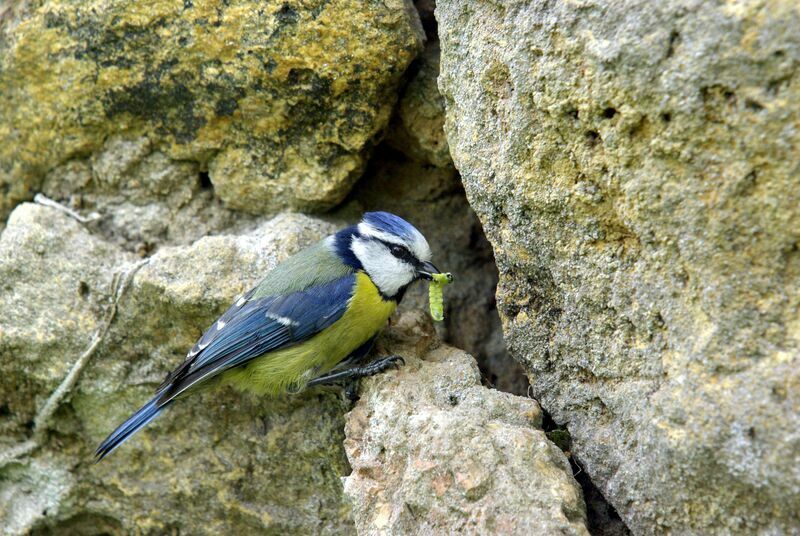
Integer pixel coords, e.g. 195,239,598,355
0,440,36,467
572,456,583,477
0,258,149,466
33,193,101,224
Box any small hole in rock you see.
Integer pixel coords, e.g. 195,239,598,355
660,112,672,123
78,281,90,298
666,30,680,58
198,171,213,190
448,394,459,406
745,99,764,112
723,90,736,104
585,131,600,147
601,107,617,119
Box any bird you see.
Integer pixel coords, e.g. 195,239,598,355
94,211,442,461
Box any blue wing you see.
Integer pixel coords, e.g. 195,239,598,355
155,274,356,404
96,273,355,461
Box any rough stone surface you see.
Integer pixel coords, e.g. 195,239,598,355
386,42,452,169
0,205,354,534
0,203,135,428
0,0,423,217
344,310,588,535
438,0,800,534
40,135,252,253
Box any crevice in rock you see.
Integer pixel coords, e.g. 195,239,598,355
198,170,213,190
413,0,437,41
541,410,631,536
30,512,124,536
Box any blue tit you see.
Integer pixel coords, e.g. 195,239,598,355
95,212,442,460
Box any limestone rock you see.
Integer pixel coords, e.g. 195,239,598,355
438,0,800,533
40,136,249,252
386,42,452,169
0,203,135,429
0,0,423,217
343,310,588,535
0,206,353,534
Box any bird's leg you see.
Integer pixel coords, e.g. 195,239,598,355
335,336,377,368
306,355,406,389
325,336,378,400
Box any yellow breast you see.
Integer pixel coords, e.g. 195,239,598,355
222,272,397,395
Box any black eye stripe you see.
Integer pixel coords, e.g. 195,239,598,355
377,239,415,261
391,246,412,260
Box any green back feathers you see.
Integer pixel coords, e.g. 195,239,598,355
253,239,353,299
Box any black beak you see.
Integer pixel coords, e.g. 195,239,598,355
416,261,440,281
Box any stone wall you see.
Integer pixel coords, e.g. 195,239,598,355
438,0,800,533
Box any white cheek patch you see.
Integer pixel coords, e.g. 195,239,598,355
352,238,415,297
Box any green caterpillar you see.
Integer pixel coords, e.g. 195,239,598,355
429,272,454,322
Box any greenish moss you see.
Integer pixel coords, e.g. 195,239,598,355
0,0,423,217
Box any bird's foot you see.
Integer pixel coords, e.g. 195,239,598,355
307,355,406,394
356,355,405,377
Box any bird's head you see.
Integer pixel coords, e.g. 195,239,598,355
332,212,439,300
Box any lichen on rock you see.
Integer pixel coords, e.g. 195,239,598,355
0,0,424,218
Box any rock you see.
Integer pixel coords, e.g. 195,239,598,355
438,0,800,533
40,136,250,252
0,206,354,534
0,203,135,428
386,42,452,169
0,0,423,217
343,310,588,535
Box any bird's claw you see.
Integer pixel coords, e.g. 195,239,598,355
341,357,404,402
387,355,405,369
368,355,405,374
345,380,360,402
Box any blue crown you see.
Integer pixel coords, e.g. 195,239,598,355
362,211,419,240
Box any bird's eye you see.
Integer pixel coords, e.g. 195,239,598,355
390,245,407,258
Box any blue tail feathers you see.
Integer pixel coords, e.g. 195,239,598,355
94,397,169,461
